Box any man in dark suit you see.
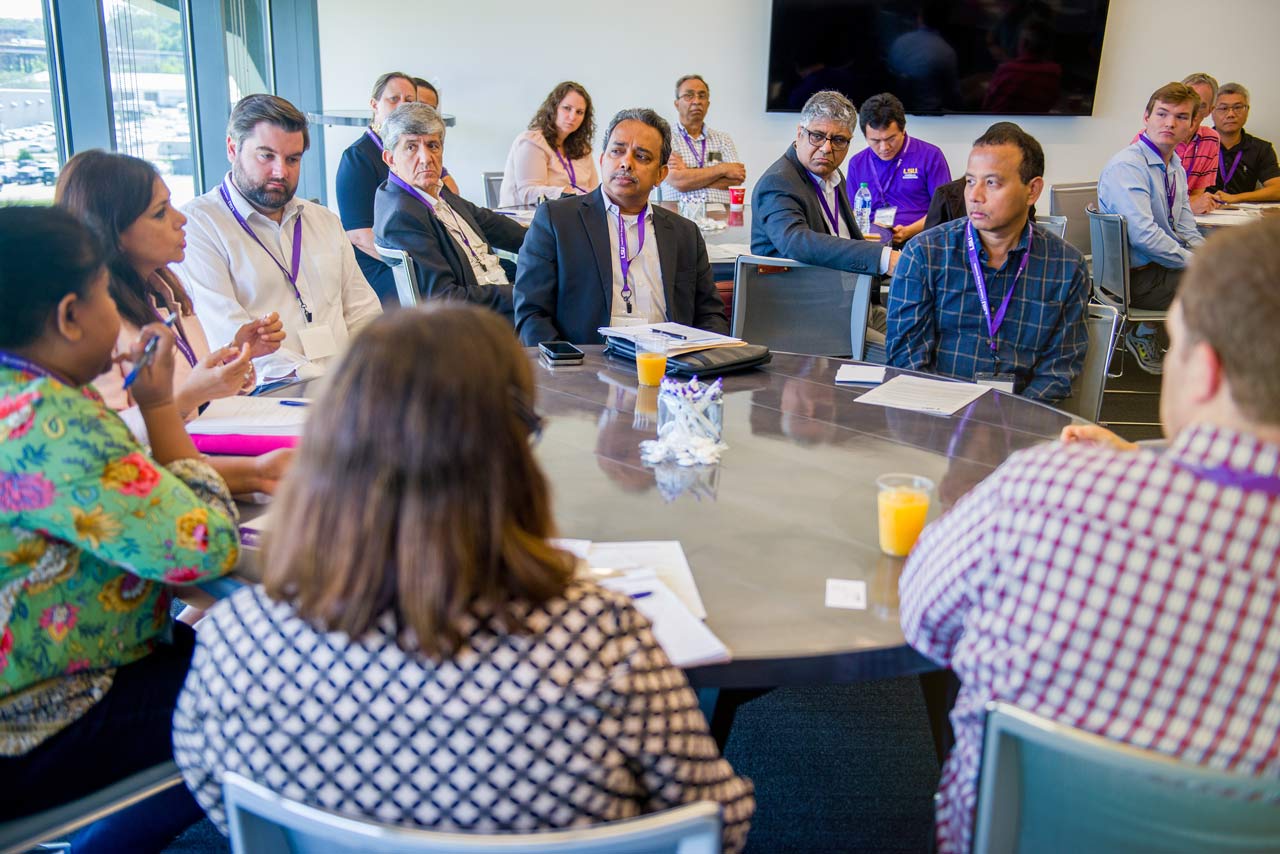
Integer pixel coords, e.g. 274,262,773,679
374,102,526,318
751,90,900,277
514,108,728,346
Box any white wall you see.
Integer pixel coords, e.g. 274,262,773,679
317,0,1280,209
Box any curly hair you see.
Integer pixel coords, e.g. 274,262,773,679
527,81,595,161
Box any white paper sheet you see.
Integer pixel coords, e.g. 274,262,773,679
586,541,706,618
599,570,729,668
706,242,753,263
851,375,990,416
835,364,886,385
187,397,310,436
596,322,743,356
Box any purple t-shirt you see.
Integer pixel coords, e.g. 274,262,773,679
846,134,951,239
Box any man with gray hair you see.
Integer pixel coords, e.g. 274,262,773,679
751,90,899,279
1210,82,1280,204
373,102,526,318
514,107,728,345
660,74,747,206
178,93,380,382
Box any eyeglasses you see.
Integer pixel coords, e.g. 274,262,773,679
1214,104,1250,114
678,92,710,103
801,127,852,151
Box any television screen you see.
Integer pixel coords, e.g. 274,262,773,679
766,0,1111,116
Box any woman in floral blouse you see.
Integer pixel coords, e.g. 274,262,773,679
0,206,240,851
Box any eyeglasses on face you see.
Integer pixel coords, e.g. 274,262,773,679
678,92,710,103
801,127,852,151
1214,103,1249,115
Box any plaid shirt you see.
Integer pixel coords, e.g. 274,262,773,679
900,423,1280,854
661,125,740,205
1132,127,1221,192
886,217,1089,402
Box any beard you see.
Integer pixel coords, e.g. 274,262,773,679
232,160,296,211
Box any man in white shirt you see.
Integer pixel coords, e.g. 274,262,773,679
513,108,728,345
177,94,381,381
660,75,746,206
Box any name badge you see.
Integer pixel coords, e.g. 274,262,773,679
297,324,339,360
873,206,897,228
974,372,1016,394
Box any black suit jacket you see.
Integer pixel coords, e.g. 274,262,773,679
513,188,729,346
749,145,885,274
373,180,527,318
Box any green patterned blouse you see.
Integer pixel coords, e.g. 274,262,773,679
0,365,240,705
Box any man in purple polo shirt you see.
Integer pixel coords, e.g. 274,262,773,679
845,93,951,247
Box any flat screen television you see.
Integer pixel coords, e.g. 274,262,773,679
766,0,1111,116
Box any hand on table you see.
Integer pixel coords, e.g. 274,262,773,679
1060,424,1139,451
1189,193,1220,215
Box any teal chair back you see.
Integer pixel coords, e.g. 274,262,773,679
1057,302,1119,423
224,773,722,854
972,702,1280,854
731,254,873,359
374,244,421,308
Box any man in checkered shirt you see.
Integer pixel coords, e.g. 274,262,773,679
900,216,1280,854
886,122,1089,403
660,74,746,206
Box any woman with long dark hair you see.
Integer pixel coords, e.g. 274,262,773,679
173,304,754,850
499,80,600,207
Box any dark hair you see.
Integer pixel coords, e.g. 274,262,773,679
0,206,105,349
1179,219,1280,425
858,92,907,135
227,93,310,152
971,121,1044,184
528,81,595,161
411,77,439,100
1145,82,1199,118
261,303,575,658
674,74,709,97
603,108,673,165
56,149,192,329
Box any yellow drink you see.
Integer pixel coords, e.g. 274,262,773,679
636,352,668,386
877,480,932,557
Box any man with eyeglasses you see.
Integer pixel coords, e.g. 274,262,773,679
660,75,746,207
751,90,898,282
1209,82,1280,204
844,93,951,247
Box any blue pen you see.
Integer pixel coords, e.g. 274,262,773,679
278,400,309,407
630,591,653,600
653,328,688,341
121,314,178,390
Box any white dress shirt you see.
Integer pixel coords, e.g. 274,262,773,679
176,174,382,380
808,168,893,274
425,192,508,285
603,194,666,327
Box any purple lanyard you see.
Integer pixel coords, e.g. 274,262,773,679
1138,134,1176,217
218,180,309,323
1219,146,1243,185
388,172,483,263
0,351,74,385
806,173,841,233
616,206,648,314
151,306,197,368
965,221,1032,355
679,127,707,169
868,135,910,206
553,149,580,192
365,128,383,151
1175,459,1280,497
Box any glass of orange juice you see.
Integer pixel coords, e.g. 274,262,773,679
876,473,934,557
635,334,669,386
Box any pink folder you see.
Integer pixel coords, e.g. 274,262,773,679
191,433,299,456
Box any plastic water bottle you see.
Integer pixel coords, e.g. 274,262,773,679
853,182,873,235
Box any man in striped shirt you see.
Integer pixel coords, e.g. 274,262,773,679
660,75,746,207
901,216,1280,854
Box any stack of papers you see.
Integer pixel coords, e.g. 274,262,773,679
187,397,310,455
569,540,729,668
851,375,989,416
1195,207,1263,227
835,364,886,385
596,322,744,356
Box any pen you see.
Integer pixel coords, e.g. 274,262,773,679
278,400,309,407
653,328,687,341
630,591,653,600
122,314,179,390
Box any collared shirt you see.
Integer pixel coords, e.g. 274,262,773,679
845,134,952,234
886,217,1089,402
603,193,666,326
807,169,851,239
1130,127,1221,192
1098,141,1203,269
661,124,741,205
176,174,382,380
500,130,600,208
1209,130,1280,195
427,191,509,285
900,422,1280,854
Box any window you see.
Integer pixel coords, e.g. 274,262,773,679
0,0,65,203
103,0,198,204
224,0,273,100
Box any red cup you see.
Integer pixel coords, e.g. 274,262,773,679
728,186,745,211
727,210,744,227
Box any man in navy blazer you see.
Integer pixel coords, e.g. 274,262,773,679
751,90,900,277
514,108,728,346
373,102,526,319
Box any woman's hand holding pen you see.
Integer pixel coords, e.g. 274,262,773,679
120,320,178,410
